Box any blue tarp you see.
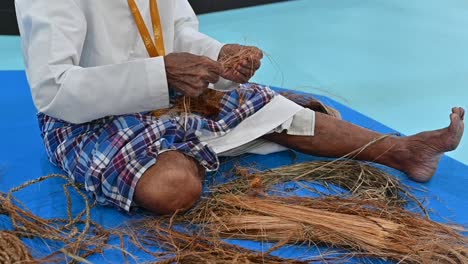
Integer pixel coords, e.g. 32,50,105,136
0,70,466,263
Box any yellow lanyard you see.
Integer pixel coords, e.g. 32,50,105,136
128,0,166,57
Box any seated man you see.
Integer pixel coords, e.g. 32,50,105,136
15,0,464,214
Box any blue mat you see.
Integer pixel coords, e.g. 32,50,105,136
0,70,467,263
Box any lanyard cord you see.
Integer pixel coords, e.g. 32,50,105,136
128,0,166,57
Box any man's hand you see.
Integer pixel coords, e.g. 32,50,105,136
218,44,263,84
164,53,223,97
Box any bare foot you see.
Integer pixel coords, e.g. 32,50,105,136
399,107,465,182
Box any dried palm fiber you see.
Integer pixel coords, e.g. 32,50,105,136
181,194,468,264
0,231,35,264
214,159,426,213
206,135,426,214
127,219,335,264
136,136,467,263
1,174,316,264
151,87,342,120
0,174,131,264
152,89,225,118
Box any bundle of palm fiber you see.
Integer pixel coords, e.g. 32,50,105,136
127,220,337,264
181,194,467,264
0,174,126,263
0,231,35,264
212,158,425,214
151,88,341,120
152,89,226,118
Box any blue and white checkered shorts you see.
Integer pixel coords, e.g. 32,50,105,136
38,84,276,211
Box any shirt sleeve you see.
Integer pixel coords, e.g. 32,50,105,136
173,0,237,91
15,0,170,124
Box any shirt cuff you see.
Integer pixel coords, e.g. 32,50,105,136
144,57,171,110
202,39,224,61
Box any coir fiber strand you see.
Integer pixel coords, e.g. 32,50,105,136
135,137,466,263
1,175,323,263
0,174,123,263
191,194,467,264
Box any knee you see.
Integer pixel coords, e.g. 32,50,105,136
134,153,204,215
161,170,203,214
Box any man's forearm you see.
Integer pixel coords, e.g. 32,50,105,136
33,57,170,124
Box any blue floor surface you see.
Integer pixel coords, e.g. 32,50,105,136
0,70,467,263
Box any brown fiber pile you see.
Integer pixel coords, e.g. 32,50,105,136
0,231,34,264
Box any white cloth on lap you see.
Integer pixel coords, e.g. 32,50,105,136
201,95,316,156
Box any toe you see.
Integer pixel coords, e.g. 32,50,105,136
450,112,460,126
451,107,464,120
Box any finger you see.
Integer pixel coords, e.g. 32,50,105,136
239,61,259,74
239,58,250,67
236,65,254,77
202,71,220,84
177,79,206,97
252,48,264,60
179,85,201,98
251,58,261,70
201,82,209,94
202,57,223,75
226,74,249,84
197,79,210,90
246,46,263,60
238,59,259,71
186,83,208,97
241,57,261,71
232,70,250,83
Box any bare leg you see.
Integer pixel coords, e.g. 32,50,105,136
264,107,465,182
134,151,205,215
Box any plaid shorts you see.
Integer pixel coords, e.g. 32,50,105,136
38,84,275,211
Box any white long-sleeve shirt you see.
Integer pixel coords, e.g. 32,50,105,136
15,0,228,124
